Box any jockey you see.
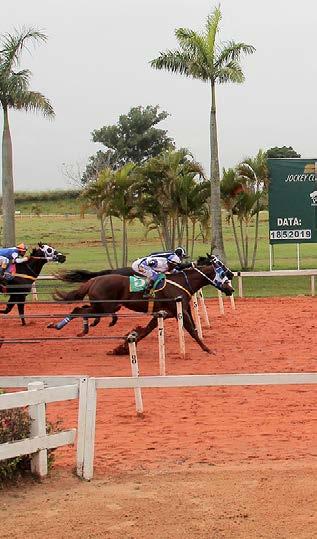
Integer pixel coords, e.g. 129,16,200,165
131,247,188,293
0,243,29,278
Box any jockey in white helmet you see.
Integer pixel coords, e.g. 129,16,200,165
131,247,188,293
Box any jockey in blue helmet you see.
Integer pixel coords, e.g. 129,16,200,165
0,243,29,278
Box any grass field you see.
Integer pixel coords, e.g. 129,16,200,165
2,210,317,298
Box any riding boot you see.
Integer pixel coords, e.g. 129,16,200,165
143,279,154,298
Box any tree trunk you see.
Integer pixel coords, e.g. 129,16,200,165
251,210,260,270
109,215,118,268
210,83,225,261
231,212,244,268
1,106,16,245
100,216,113,269
190,220,196,258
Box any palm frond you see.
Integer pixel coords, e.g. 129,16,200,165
0,27,47,71
150,50,192,76
215,41,256,68
216,63,244,84
175,28,209,60
13,91,55,117
205,6,222,56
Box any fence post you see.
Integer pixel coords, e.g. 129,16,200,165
31,283,38,301
128,333,144,414
82,377,97,481
176,297,186,357
238,272,243,298
198,289,210,328
311,275,315,297
76,377,89,478
28,381,47,477
192,293,203,339
155,311,166,376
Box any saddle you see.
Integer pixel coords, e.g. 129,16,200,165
129,274,166,294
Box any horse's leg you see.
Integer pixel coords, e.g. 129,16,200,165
187,303,198,334
111,317,158,356
47,305,91,332
17,295,27,326
0,294,16,316
182,309,213,354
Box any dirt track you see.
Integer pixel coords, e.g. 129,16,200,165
0,297,316,537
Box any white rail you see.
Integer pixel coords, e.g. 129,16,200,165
0,376,89,478
2,372,316,480
81,372,317,480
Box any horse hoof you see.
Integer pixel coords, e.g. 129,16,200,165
109,345,129,356
76,332,86,337
47,322,55,329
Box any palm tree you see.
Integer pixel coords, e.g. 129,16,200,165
236,150,269,269
150,5,255,261
0,27,55,245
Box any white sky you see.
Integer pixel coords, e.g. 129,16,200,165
1,0,316,191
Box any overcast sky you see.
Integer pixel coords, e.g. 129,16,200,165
1,0,316,192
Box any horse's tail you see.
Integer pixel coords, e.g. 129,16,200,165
55,267,133,282
53,280,91,302
55,269,114,282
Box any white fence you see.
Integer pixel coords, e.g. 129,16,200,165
2,372,315,480
0,376,89,478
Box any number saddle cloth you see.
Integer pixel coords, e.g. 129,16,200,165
129,273,166,294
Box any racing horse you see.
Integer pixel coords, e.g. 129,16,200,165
0,243,66,325
52,261,234,355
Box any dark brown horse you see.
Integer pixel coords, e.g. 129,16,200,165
52,262,234,355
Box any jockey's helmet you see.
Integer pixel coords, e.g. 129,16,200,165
175,247,188,259
17,242,27,253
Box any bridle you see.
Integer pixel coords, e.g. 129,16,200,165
193,264,232,291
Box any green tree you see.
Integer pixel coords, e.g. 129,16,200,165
150,5,255,261
266,146,301,159
221,150,269,270
134,149,206,252
0,27,55,245
82,105,174,183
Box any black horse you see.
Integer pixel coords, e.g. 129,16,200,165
0,243,66,325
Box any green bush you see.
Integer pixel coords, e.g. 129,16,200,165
0,396,32,482
0,390,62,484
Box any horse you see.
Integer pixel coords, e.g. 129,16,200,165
55,253,234,332
51,261,234,355
0,243,66,325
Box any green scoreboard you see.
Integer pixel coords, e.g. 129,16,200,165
268,158,317,244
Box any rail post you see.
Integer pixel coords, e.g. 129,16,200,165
128,333,143,414
28,381,47,477
155,311,167,376
31,283,38,301
82,377,97,481
176,297,186,357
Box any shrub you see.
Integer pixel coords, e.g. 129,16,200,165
0,395,32,483
0,390,62,484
